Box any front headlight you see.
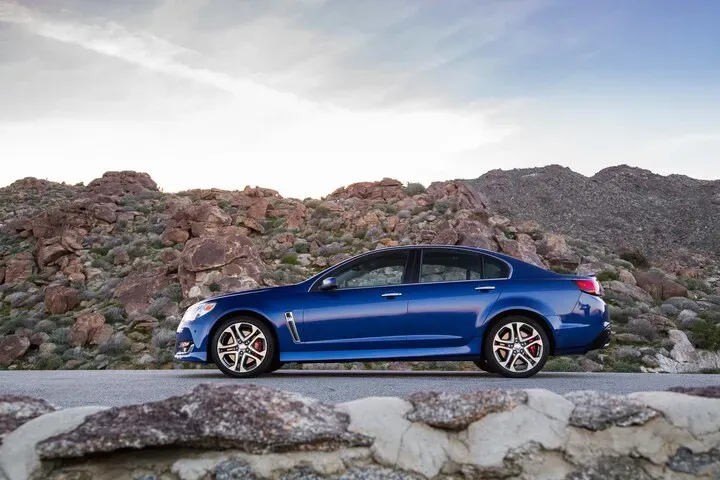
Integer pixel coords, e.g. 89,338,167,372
182,302,216,322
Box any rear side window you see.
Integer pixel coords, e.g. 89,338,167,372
420,250,483,283
483,255,510,279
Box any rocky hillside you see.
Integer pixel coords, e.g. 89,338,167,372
467,165,720,272
0,171,719,373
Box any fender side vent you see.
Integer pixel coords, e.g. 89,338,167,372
285,312,301,343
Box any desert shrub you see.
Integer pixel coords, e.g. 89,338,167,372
690,320,720,351
607,359,642,373
596,270,619,282
103,306,127,323
151,328,176,348
551,266,574,274
676,277,713,294
404,182,426,196
543,357,581,372
49,328,72,348
91,258,111,270
90,246,110,257
158,283,183,303
294,242,310,254
433,201,450,215
61,346,85,361
619,250,650,269
98,333,130,355
35,319,55,333
0,316,25,335
154,349,175,365
34,353,63,370
627,318,657,340
281,254,299,265
354,230,367,239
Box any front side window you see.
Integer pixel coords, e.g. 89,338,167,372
420,250,483,283
331,251,409,289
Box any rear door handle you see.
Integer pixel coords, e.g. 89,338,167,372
381,292,403,298
475,286,496,292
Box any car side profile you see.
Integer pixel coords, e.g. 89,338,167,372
175,245,610,378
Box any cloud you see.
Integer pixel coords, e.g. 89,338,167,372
0,0,522,197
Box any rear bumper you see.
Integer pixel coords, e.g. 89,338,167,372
585,326,612,352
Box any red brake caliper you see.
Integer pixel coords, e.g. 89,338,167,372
253,339,263,352
528,344,538,356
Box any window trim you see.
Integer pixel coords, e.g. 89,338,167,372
308,246,513,292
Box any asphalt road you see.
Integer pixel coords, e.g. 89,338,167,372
0,370,718,408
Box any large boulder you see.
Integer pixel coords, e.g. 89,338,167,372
328,178,405,201
37,384,371,459
0,395,56,445
426,181,488,212
69,313,113,346
536,234,581,270
4,252,34,285
0,335,30,367
114,267,172,315
498,234,545,267
44,285,79,314
635,271,688,300
178,233,264,298
86,171,158,196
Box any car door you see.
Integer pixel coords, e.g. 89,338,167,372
300,249,412,351
404,248,508,348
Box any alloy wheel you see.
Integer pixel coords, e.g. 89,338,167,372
216,322,268,373
492,321,544,373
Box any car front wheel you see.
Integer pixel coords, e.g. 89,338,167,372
483,315,549,378
211,316,276,378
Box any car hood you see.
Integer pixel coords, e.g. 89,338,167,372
204,283,301,303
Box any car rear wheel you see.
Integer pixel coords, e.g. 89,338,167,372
211,316,276,378
483,315,549,378
472,358,498,373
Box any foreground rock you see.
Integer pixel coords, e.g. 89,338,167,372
37,384,371,459
0,396,55,445
0,385,718,479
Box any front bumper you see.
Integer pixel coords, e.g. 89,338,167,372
174,320,211,363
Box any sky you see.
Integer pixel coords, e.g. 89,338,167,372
1,0,719,198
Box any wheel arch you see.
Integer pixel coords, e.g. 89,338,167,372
482,309,556,356
206,309,280,364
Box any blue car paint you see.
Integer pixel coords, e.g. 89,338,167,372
175,245,609,365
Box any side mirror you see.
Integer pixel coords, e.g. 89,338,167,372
319,277,338,291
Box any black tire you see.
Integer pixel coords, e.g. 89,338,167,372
472,358,498,373
267,359,284,373
211,316,277,378
483,315,549,378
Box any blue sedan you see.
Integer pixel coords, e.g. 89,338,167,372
175,245,610,378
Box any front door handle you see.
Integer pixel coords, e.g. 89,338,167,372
381,292,403,298
475,286,496,292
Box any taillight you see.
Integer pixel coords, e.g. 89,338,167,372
575,278,601,296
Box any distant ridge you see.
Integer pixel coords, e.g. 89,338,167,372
466,164,720,259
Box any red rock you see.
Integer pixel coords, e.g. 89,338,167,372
536,234,581,270
114,268,171,314
4,252,34,284
0,335,30,367
90,204,117,223
247,197,269,221
29,332,50,347
70,313,111,346
36,240,69,266
0,267,5,285
242,186,280,198
129,315,159,333
113,250,130,265
634,272,688,300
286,203,306,230
498,234,545,267
86,171,158,196
44,285,80,314
160,228,190,246
426,181,488,211
432,225,460,245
